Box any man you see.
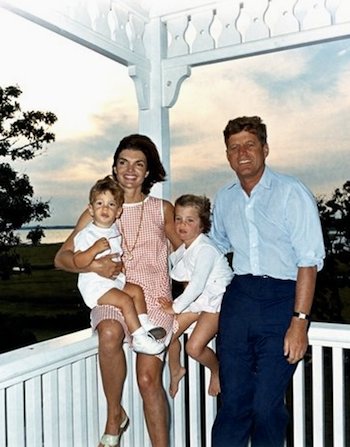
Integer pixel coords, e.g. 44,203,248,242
210,116,325,447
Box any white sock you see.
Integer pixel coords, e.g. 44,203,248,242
138,313,154,330
132,326,146,337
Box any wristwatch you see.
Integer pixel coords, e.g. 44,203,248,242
293,311,310,321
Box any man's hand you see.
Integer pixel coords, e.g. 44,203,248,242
283,318,309,364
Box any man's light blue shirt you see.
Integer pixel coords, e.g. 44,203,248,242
210,166,325,281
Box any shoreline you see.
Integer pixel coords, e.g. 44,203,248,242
21,225,75,230
16,227,74,245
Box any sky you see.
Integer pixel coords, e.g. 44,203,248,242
0,6,350,226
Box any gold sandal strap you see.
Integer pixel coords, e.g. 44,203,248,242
100,433,119,446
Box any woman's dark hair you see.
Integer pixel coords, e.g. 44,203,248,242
223,116,267,146
175,194,211,234
112,134,166,195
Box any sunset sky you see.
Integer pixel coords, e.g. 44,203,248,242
1,6,350,226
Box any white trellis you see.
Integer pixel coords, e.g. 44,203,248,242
0,0,350,197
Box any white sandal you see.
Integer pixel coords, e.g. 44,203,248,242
100,414,129,447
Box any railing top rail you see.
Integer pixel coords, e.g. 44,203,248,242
308,322,350,348
0,328,97,386
0,322,349,388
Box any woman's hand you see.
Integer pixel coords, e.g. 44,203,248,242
91,254,123,279
159,297,175,315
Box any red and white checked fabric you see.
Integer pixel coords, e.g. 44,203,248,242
90,196,174,347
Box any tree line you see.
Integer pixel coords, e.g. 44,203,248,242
0,85,56,277
0,84,349,322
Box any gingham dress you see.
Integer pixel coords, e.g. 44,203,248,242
90,196,174,347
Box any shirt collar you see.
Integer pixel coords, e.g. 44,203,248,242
228,165,272,193
185,233,205,251
258,165,272,190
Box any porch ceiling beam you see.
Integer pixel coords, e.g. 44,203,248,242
163,22,350,69
0,0,149,68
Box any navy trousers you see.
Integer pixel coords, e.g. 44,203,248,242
212,275,297,447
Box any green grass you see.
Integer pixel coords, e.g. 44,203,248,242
0,243,90,351
1,243,349,352
340,287,350,321
16,243,60,265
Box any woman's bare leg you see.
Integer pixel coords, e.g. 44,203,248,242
185,312,220,396
136,354,168,447
96,320,127,446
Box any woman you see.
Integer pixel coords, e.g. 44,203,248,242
54,134,181,447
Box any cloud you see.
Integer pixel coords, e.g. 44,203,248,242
1,9,349,226
10,104,137,225
0,8,136,140
170,39,350,202
0,7,137,216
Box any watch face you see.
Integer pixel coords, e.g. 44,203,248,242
293,311,309,320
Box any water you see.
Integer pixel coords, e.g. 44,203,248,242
16,227,74,245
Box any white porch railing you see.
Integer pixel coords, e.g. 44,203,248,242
0,322,349,447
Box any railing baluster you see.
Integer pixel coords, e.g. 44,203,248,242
0,324,349,446
42,369,59,446
312,345,325,446
0,389,6,447
96,354,107,439
168,335,186,446
25,376,43,447
188,354,202,445
293,359,306,445
85,355,100,446
204,339,217,446
72,360,88,445
6,383,25,446
58,364,73,447
333,347,345,447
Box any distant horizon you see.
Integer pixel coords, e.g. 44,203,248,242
0,9,350,227
19,225,75,230
16,226,74,245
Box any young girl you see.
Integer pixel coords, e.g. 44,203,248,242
159,194,233,397
73,175,165,356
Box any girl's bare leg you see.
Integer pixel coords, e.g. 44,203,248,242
185,312,220,396
168,338,186,398
168,312,198,398
96,320,127,446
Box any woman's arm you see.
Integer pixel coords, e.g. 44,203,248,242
163,199,182,250
73,237,111,269
54,209,91,272
54,210,122,278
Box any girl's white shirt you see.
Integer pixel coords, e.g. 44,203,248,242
170,233,233,314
